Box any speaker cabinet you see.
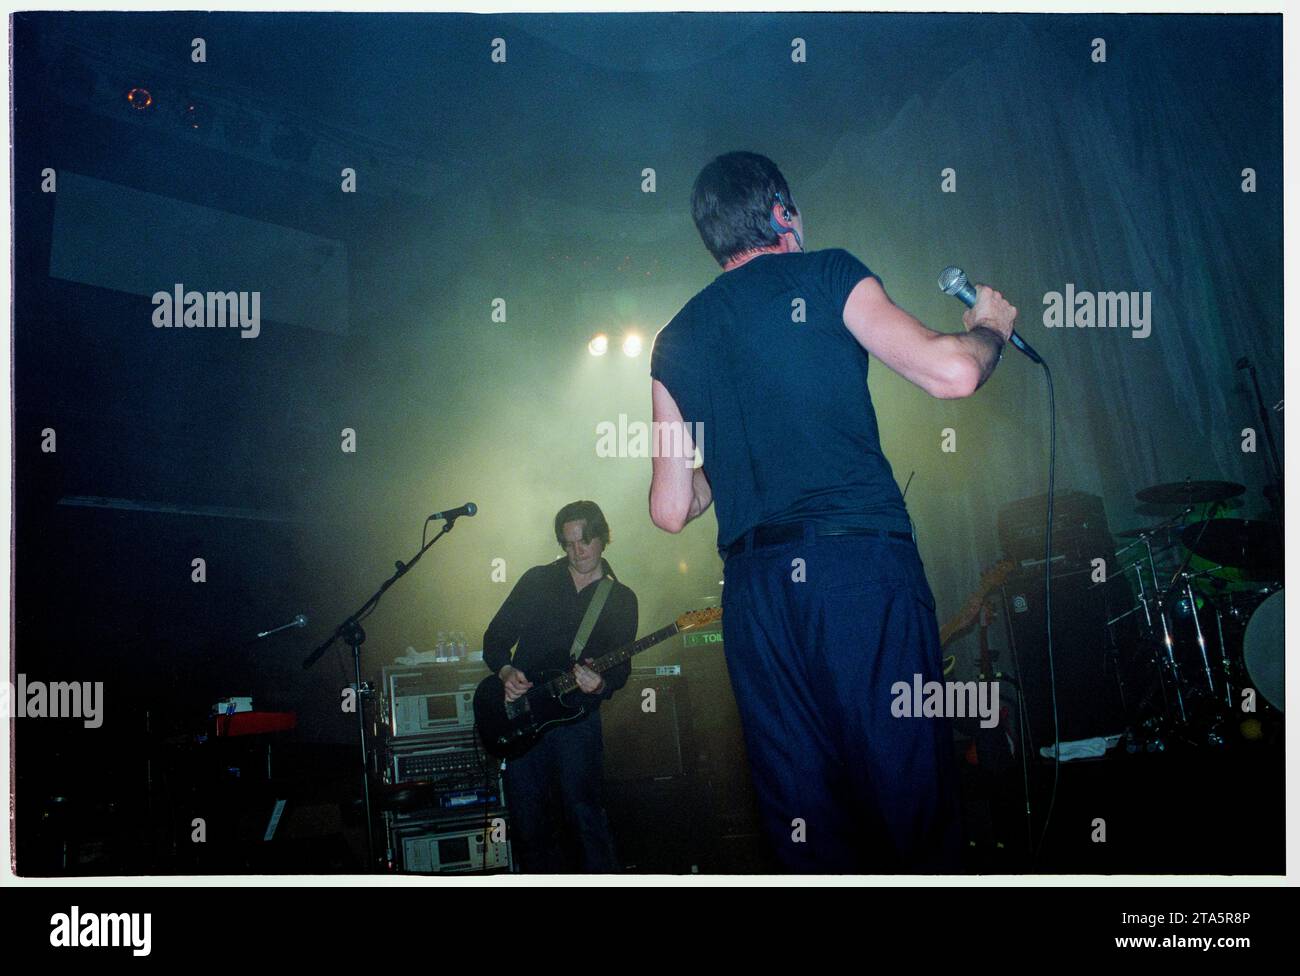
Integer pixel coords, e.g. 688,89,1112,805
1000,562,1127,754
601,667,705,872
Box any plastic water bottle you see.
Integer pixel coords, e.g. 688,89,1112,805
436,631,447,662
456,631,469,661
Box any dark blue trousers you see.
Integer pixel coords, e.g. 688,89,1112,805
502,708,620,873
721,525,963,873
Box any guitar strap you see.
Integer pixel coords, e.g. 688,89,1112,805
569,577,614,662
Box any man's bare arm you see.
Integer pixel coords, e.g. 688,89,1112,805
841,276,1016,399
649,379,710,533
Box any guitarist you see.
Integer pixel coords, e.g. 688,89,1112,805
482,500,638,872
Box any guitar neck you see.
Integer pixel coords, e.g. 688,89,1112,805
544,622,680,697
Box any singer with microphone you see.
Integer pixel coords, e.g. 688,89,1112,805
648,151,1017,873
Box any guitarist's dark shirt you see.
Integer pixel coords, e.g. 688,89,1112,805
650,248,912,549
482,557,638,704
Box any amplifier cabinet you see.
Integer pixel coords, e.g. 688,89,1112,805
1000,562,1127,754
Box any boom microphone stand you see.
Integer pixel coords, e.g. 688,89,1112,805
302,514,465,870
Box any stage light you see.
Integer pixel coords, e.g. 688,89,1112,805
126,87,153,111
182,100,209,130
588,334,609,356
622,333,643,358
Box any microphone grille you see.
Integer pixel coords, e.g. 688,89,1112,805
938,266,967,296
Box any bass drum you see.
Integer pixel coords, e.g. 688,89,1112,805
1243,589,1284,712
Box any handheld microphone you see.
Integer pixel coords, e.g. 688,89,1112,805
938,266,1043,365
429,502,478,522
257,614,308,639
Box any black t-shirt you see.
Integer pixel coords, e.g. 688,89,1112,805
482,558,638,704
650,248,911,549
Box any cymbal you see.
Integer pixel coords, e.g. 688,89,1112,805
1181,518,1283,581
1135,480,1245,505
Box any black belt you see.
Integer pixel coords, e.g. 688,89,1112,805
723,522,913,558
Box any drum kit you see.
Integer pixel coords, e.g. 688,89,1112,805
1108,479,1283,750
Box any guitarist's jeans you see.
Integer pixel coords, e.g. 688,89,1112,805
722,525,964,873
502,708,620,873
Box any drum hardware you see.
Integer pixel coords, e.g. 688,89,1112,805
1210,602,1230,711
1153,508,1230,730
1153,601,1189,725
1106,481,1284,749
1176,574,1214,699
1112,507,1193,553
1110,532,1191,725
1113,514,1190,553
1122,716,1168,754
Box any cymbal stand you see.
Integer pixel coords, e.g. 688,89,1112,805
1116,530,1187,724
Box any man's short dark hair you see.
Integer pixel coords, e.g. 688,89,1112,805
554,500,611,549
691,151,798,267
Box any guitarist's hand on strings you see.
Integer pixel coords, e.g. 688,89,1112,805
573,658,605,695
499,665,533,702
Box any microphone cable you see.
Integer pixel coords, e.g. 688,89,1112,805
1033,361,1059,863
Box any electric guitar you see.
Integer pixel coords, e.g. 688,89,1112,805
473,607,722,759
940,558,1015,674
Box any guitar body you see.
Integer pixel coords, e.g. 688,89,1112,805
473,670,589,759
472,608,722,762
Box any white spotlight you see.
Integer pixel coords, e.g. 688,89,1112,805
588,333,609,356
622,333,643,358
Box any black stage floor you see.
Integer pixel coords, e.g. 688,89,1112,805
14,733,1283,877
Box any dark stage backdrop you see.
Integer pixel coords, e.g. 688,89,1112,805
11,13,1281,770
